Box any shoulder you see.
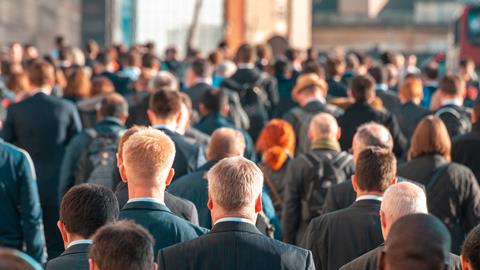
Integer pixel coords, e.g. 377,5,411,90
340,246,380,270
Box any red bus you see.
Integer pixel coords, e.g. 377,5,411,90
448,5,480,71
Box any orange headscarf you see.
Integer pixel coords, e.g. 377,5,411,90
256,119,296,171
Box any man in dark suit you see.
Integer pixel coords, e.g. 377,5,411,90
368,66,401,113
221,43,279,141
147,89,202,180
94,52,131,96
340,182,460,270
452,102,480,182
169,128,246,228
304,147,397,270
338,75,406,158
0,140,45,263
184,58,213,110
378,214,452,270
89,220,156,270
2,60,82,258
158,156,315,270
118,128,207,254
434,75,472,138
323,122,394,214
44,184,119,270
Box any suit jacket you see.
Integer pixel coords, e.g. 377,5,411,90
168,161,216,228
0,140,45,262
375,89,401,113
394,102,430,141
44,243,90,270
114,182,199,225
2,92,82,258
338,102,407,158
303,199,383,270
398,154,480,253
119,201,208,254
339,245,461,270
183,82,212,110
156,127,201,180
452,122,480,182
158,221,315,270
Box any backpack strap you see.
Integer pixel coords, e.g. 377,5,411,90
434,107,470,132
331,151,353,172
426,164,449,191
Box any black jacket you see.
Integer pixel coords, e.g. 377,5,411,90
452,122,480,182
435,104,472,139
398,155,480,253
2,92,82,258
282,148,355,245
44,243,90,270
339,245,461,270
115,182,199,225
338,102,407,157
303,199,383,270
183,82,212,110
119,201,208,255
125,95,150,127
158,221,315,270
375,89,401,113
322,181,356,214
394,102,430,140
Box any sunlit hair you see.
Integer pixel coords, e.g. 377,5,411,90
207,128,245,161
255,119,295,170
381,182,428,226
64,68,92,98
408,116,451,161
399,77,423,102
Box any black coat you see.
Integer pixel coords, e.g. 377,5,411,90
338,102,407,157
114,182,200,225
44,243,90,270
376,90,401,113
303,199,383,270
398,155,480,253
452,122,480,182
2,92,82,258
119,201,208,255
125,95,150,127
339,245,461,270
183,82,212,110
394,102,430,140
158,221,315,270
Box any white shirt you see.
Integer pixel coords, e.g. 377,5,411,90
237,63,255,69
356,195,383,202
67,239,93,249
153,124,176,132
215,217,255,226
194,78,212,85
127,197,165,206
441,99,463,107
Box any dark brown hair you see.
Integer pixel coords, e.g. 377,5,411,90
355,147,396,192
439,74,465,97
149,89,182,119
350,75,375,103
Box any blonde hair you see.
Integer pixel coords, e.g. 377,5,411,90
122,129,176,182
208,156,263,212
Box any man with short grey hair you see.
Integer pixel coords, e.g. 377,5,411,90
159,156,315,270
340,182,460,270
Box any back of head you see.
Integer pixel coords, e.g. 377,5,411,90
117,126,148,159
355,147,396,193
353,122,394,152
207,128,245,161
350,75,375,103
325,56,345,77
381,214,451,270
381,182,428,230
235,43,255,64
367,65,387,84
439,74,465,98
142,53,159,69
200,88,228,114
408,116,451,160
149,71,178,91
95,52,112,67
149,89,182,120
89,220,155,270
423,61,439,80
256,119,296,155
462,225,480,270
99,93,128,119
60,184,119,239
91,77,115,96
399,77,423,102
122,129,175,183
28,60,55,88
208,156,263,213
0,248,42,270
191,58,211,78
309,112,339,140
65,68,91,97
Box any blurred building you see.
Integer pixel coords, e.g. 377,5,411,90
312,0,464,53
0,0,81,52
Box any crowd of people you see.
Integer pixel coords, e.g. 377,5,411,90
1,35,480,270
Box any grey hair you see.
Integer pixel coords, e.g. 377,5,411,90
148,71,178,91
380,182,428,225
354,122,393,150
309,112,339,138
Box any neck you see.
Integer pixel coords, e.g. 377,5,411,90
211,208,257,225
128,185,165,202
356,190,383,197
64,233,86,249
151,119,177,129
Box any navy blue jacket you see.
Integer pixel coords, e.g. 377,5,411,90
0,140,45,262
119,201,208,255
2,92,82,258
58,117,125,200
44,243,89,270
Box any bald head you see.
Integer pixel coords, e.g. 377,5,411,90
309,113,339,140
353,122,393,161
207,128,246,161
380,182,428,239
379,214,451,270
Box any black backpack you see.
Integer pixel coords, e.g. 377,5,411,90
74,129,122,190
435,107,472,137
301,151,353,222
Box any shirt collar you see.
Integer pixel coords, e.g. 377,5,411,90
356,195,383,202
441,99,463,107
67,239,93,249
194,78,212,85
237,63,255,69
215,217,255,226
375,83,389,92
127,197,165,206
153,124,176,132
